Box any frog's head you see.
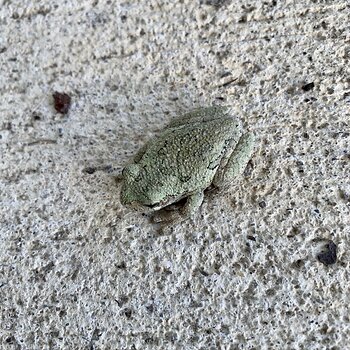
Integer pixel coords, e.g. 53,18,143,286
120,164,177,211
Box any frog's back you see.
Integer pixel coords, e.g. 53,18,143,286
139,117,242,194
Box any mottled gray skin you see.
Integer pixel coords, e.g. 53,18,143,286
120,106,254,223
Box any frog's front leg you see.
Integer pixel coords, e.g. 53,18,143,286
213,133,255,188
152,191,204,223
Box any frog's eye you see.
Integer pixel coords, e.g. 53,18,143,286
122,164,140,179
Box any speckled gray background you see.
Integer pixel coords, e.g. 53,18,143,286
1,0,349,349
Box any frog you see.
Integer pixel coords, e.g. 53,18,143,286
120,106,255,223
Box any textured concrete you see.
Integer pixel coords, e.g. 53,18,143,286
1,0,349,349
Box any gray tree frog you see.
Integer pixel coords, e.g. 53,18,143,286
120,106,254,223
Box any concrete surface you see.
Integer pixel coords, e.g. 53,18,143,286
1,0,349,349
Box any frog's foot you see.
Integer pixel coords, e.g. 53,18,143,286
151,191,204,224
213,132,255,189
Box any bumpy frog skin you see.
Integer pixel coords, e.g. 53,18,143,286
120,106,254,223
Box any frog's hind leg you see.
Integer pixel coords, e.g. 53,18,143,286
213,133,255,189
152,191,204,223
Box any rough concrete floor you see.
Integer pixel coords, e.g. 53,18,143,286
1,0,349,349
